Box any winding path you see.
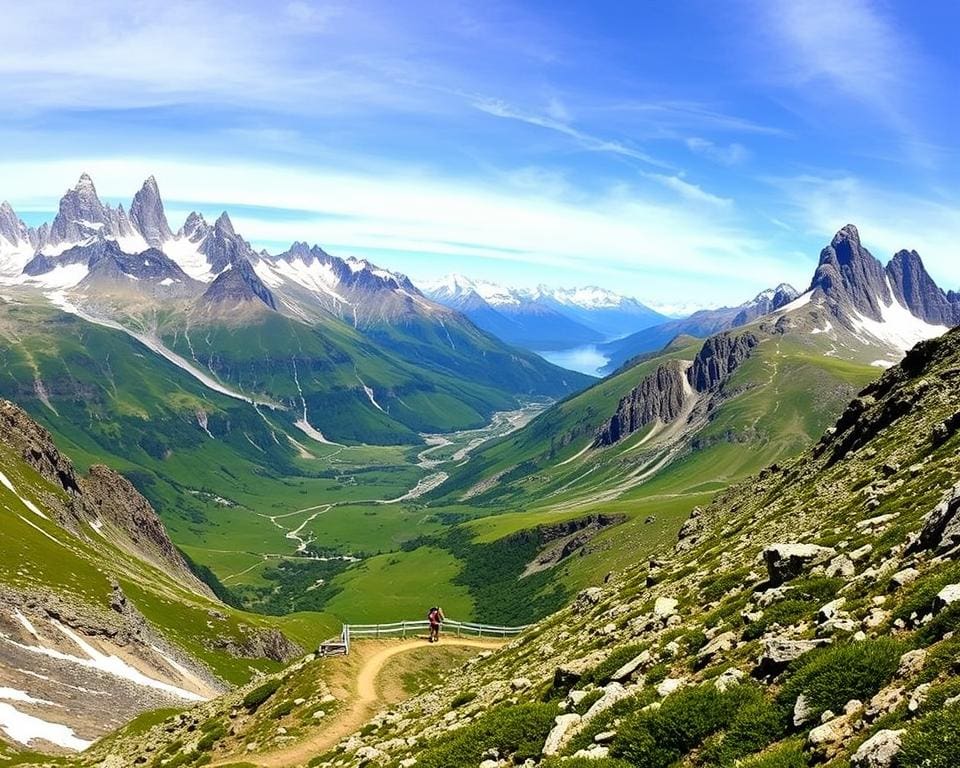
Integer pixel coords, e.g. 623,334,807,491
227,638,503,768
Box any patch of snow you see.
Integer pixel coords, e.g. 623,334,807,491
850,279,950,352
779,290,814,314
2,263,88,290
357,376,385,412
871,359,896,368
810,320,833,335
161,237,214,282
0,471,48,519
89,519,106,537
7,620,207,702
15,514,63,546
0,687,56,706
13,612,40,641
113,232,149,255
0,702,92,752
158,277,175,286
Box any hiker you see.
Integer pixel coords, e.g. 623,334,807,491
427,606,444,642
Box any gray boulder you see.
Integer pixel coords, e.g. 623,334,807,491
756,637,831,676
909,482,960,555
763,543,836,585
851,729,905,768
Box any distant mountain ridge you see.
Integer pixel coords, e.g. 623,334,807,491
600,283,799,373
422,274,667,350
0,174,590,447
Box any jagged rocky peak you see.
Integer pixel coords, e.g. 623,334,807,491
733,284,799,326
810,223,892,320
202,257,277,310
47,172,111,246
214,211,235,236
281,240,331,264
181,211,209,241
129,175,173,248
886,248,960,326
0,200,34,247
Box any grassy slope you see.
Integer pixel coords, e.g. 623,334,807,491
0,439,336,687
56,329,960,768
412,333,878,619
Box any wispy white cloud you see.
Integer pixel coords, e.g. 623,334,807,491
757,0,928,160
685,137,750,166
772,173,960,287
472,97,670,168
643,173,733,210
605,100,787,137
0,157,787,302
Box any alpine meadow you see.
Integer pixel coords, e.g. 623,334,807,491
2,2,960,767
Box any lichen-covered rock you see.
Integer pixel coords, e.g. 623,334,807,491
763,543,837,585
851,728,905,768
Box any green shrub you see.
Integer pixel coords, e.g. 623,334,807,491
451,691,477,709
686,629,709,653
611,683,763,767
776,639,903,725
565,691,658,754
573,689,604,716
894,562,960,622
698,697,784,765
542,759,633,768
415,703,557,768
242,679,282,712
899,703,960,768
196,722,226,752
735,738,809,768
916,603,960,645
700,568,753,603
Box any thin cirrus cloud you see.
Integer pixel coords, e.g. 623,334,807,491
0,157,797,302
0,0,956,303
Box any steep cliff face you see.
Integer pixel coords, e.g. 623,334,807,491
593,360,689,447
687,331,760,392
0,400,209,596
594,332,759,448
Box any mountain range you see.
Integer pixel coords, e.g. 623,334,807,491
0,175,590,448
421,274,668,350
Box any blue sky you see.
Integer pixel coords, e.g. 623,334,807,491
1,0,958,309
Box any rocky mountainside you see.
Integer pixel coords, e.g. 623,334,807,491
600,284,798,374
594,331,760,447
0,400,318,757
61,323,960,768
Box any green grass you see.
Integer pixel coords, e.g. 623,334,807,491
323,546,473,623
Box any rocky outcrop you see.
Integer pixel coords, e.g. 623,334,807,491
687,331,760,392
0,399,211,597
907,481,960,555
763,543,837,585
213,626,302,662
887,249,960,326
593,360,689,447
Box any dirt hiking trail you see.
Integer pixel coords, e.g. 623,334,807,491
235,637,504,768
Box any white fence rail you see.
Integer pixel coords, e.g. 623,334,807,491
345,618,531,639
318,618,530,655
